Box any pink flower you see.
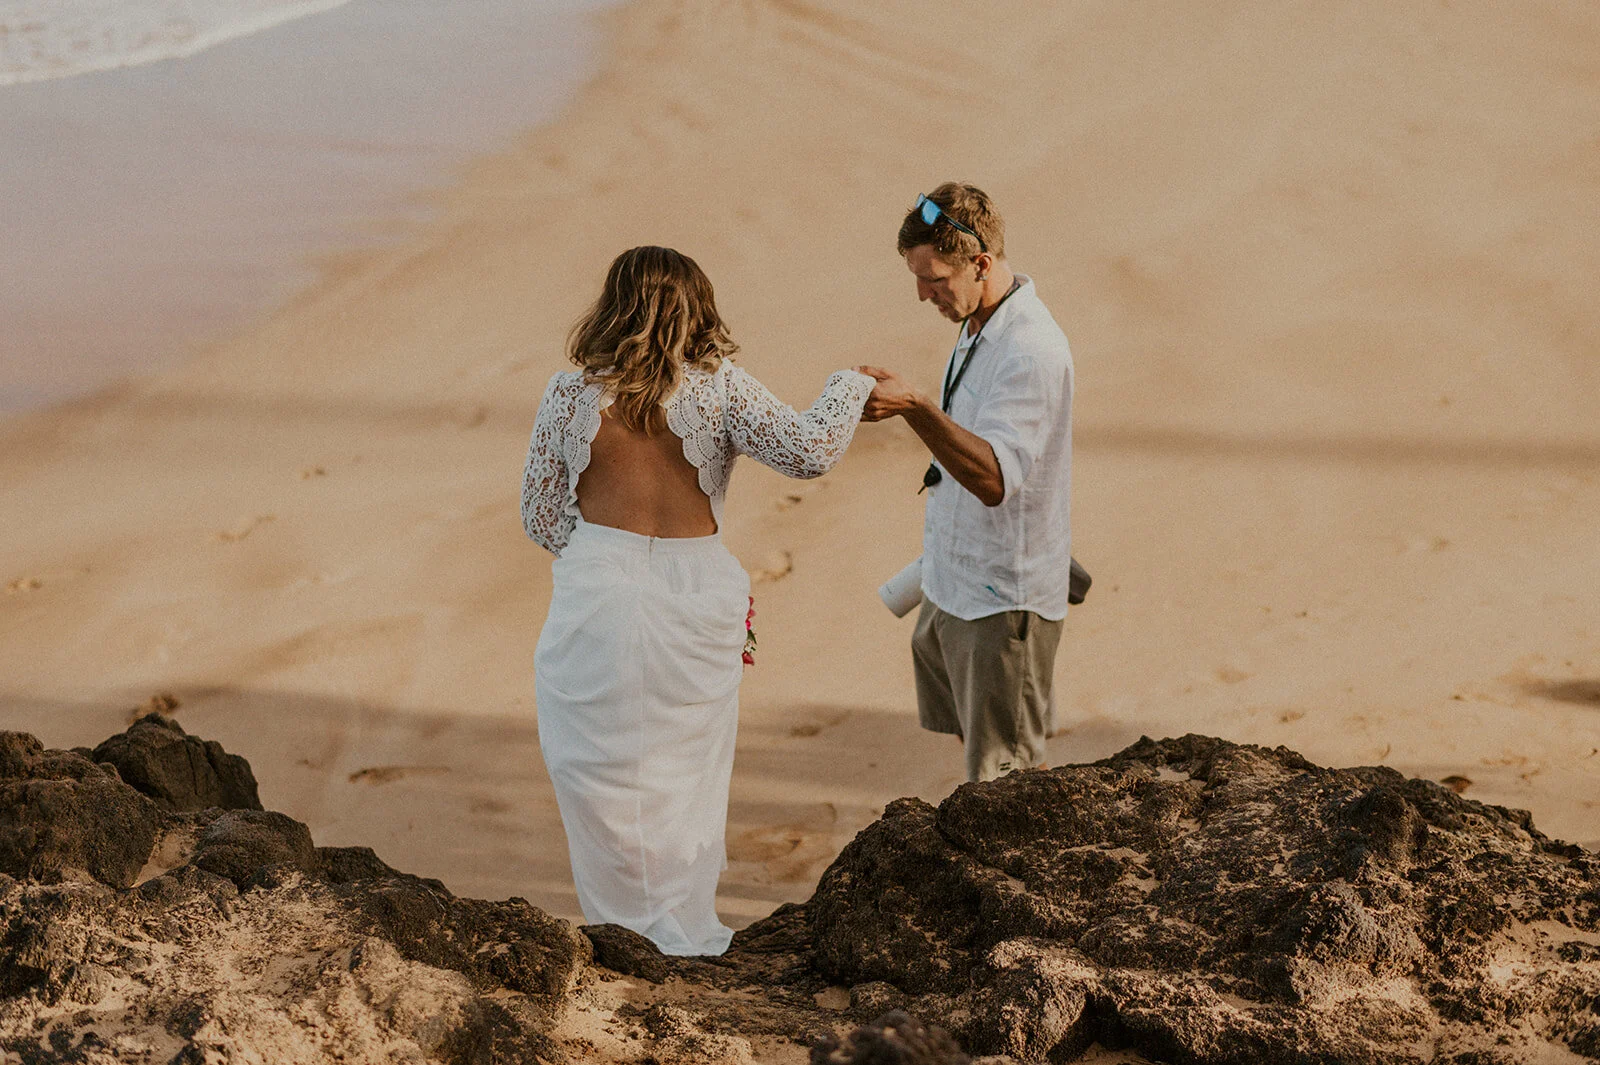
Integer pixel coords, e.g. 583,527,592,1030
742,596,757,666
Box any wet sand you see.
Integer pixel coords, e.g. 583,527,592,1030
0,0,614,410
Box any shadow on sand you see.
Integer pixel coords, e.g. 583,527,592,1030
1518,677,1600,708
0,688,967,929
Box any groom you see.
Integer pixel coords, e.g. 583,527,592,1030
860,182,1075,783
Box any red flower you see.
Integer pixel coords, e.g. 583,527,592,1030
742,596,757,666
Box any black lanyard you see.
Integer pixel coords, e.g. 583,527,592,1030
938,279,1021,413
921,280,1021,493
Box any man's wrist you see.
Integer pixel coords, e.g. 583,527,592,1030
901,391,937,422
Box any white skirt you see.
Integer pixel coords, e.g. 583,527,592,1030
534,518,750,956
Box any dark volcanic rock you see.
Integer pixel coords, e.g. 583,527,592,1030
0,872,573,1064
91,714,262,812
0,729,595,1063
0,732,159,888
811,1010,971,1064
340,878,591,1003
316,844,420,885
10,723,1599,1064
806,734,1600,1063
583,921,674,983
0,874,121,1000
188,808,319,887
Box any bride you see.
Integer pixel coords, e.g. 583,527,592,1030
520,246,874,956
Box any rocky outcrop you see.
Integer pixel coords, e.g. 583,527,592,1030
2,724,1597,1063
582,922,678,983
187,808,320,886
0,732,159,888
0,870,583,1063
0,724,595,1064
810,1010,971,1064
90,714,261,812
804,734,1600,1063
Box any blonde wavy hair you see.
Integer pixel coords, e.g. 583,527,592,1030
567,246,738,433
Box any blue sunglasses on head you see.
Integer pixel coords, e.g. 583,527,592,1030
915,193,987,254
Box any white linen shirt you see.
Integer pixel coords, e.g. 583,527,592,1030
922,274,1074,621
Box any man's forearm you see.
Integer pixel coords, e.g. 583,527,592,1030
903,395,1005,507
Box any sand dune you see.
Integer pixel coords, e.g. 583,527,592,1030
2,0,1598,934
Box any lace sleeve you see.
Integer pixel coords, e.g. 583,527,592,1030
521,374,574,555
723,365,875,479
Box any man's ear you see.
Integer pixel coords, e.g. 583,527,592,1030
973,253,992,281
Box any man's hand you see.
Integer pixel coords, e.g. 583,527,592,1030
857,365,927,423
856,365,1006,506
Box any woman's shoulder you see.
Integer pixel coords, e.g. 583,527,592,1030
684,359,736,379
540,368,600,404
544,367,588,390
671,362,737,437
534,371,600,440
679,359,740,396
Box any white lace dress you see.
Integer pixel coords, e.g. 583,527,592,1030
521,361,873,955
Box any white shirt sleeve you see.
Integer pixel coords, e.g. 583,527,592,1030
970,352,1063,506
521,374,573,554
722,365,875,479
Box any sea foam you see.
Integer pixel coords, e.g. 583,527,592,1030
0,0,353,86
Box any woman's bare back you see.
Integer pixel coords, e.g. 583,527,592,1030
575,409,718,538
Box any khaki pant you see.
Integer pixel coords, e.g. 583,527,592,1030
912,600,1064,783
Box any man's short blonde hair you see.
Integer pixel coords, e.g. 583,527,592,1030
896,182,1005,263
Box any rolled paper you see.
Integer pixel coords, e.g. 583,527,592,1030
878,556,924,618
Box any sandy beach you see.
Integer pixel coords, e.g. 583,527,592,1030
3,0,1598,951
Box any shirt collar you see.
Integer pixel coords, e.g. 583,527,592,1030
966,272,1034,343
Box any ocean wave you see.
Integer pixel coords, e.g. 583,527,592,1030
0,0,355,87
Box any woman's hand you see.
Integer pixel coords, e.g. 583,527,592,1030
856,365,927,423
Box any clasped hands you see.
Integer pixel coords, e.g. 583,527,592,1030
853,365,1006,506
855,366,927,423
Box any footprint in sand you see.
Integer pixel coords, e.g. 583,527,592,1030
1477,753,1543,783
1216,666,1251,685
215,515,275,543
347,765,450,786
751,550,793,584
726,818,806,863
787,710,849,739
299,466,327,480
6,577,42,595
727,803,840,882
1440,775,1473,794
